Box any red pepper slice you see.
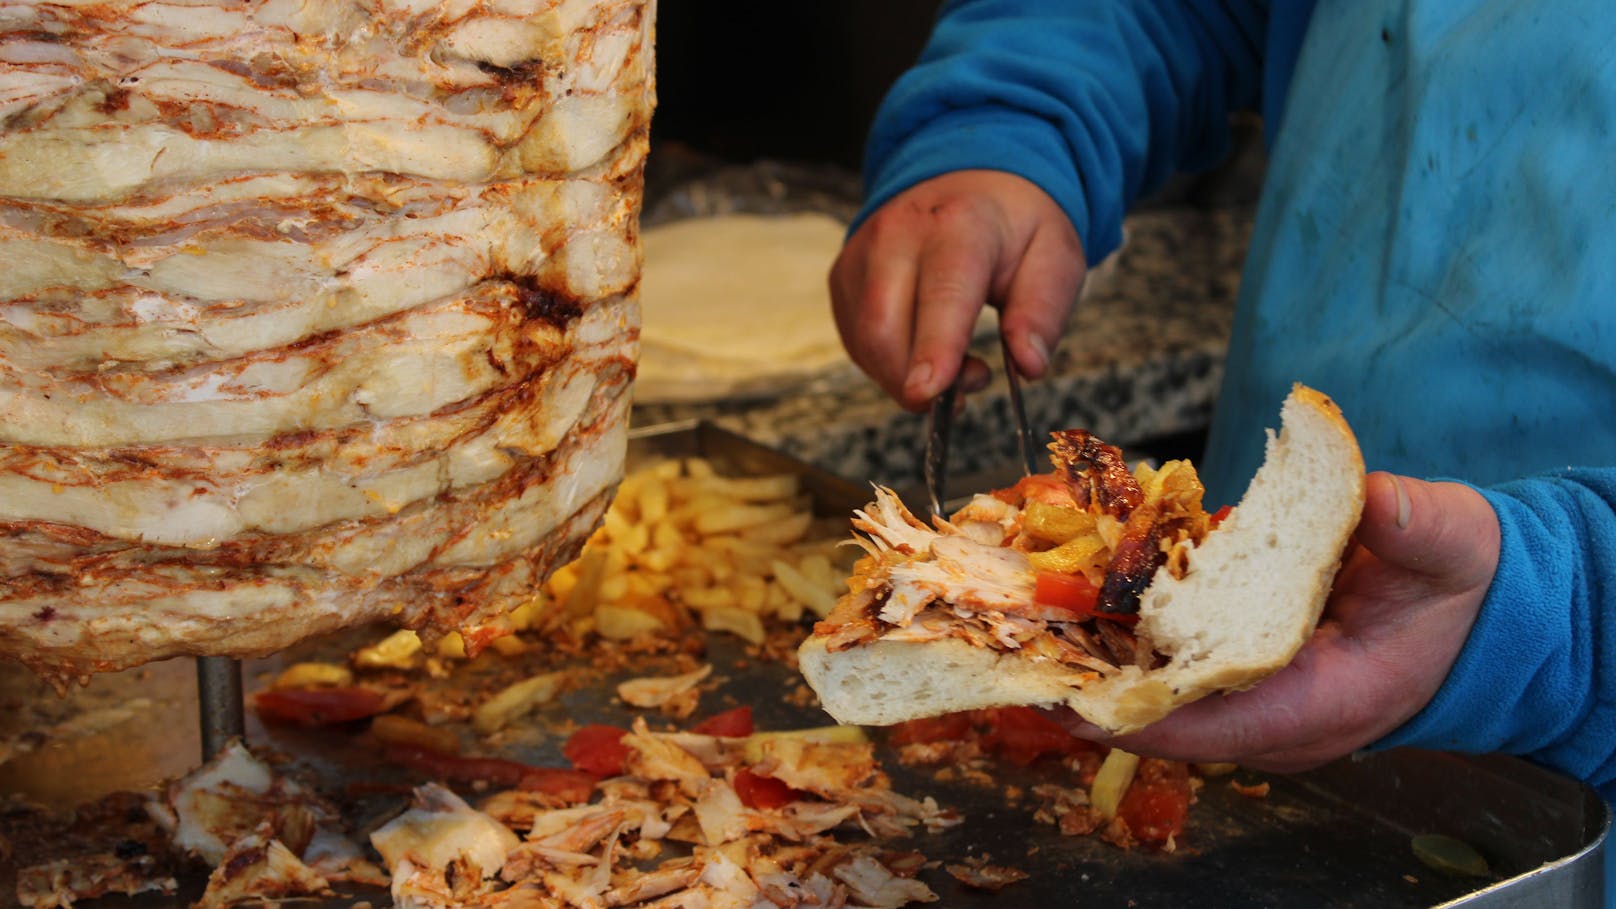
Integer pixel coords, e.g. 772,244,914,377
733,768,808,809
691,706,754,738
384,744,596,802
515,767,600,802
889,712,974,746
254,687,389,727
562,725,632,777
980,706,1097,767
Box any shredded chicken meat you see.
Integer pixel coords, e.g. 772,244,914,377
817,436,1216,675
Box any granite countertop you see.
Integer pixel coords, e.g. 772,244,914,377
631,201,1256,490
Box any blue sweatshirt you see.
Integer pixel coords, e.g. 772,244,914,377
857,0,1616,818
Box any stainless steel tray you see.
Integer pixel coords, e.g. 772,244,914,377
1,421,1606,907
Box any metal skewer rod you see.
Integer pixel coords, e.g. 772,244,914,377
196,655,245,761
1000,331,1040,478
923,378,958,521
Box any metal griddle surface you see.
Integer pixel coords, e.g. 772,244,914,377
1,422,1606,908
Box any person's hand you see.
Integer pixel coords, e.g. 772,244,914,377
829,170,1085,411
1053,472,1500,772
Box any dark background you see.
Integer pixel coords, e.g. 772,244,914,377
645,1,1264,210
647,1,944,172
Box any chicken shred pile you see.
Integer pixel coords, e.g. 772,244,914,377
17,722,960,909
817,434,1215,674
0,0,655,682
374,719,957,908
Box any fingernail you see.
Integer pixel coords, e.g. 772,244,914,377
904,360,934,398
1391,474,1412,529
1024,334,1051,375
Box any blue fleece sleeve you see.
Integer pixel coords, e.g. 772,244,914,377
854,0,1266,263
1374,469,1616,800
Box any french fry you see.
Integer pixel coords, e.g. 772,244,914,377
764,581,799,621
559,548,608,618
771,558,837,619
735,512,813,546
353,629,423,670
1091,749,1142,819
742,726,868,764
670,565,711,591
1021,500,1096,544
647,459,683,481
638,546,677,574
547,561,580,602
1026,535,1107,576
689,474,799,502
273,662,353,690
734,575,768,613
624,572,667,600
797,552,837,590
699,605,766,644
435,632,468,659
472,671,567,735
597,604,667,640
602,508,634,542
547,455,847,647
623,522,652,555
598,572,630,603
681,586,737,611
506,594,546,632
650,520,684,550
721,546,777,578
487,635,530,657
693,502,795,536
639,477,671,524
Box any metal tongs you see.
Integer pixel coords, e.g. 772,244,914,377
923,323,1041,520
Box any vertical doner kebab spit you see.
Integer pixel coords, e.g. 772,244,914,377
0,0,656,754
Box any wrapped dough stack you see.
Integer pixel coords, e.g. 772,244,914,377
0,0,655,680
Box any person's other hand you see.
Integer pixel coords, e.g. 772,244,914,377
1053,472,1500,772
829,170,1085,412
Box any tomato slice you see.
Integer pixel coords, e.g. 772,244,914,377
889,712,973,746
563,725,632,777
994,472,1074,507
254,687,388,727
385,744,597,803
691,706,754,738
1209,504,1234,528
733,768,808,809
1034,572,1100,616
1115,758,1192,846
980,706,1097,767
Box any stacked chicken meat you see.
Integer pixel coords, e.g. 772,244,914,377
0,0,655,680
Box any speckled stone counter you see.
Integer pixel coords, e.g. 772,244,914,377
632,203,1255,488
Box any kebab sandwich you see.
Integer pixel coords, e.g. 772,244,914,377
799,384,1366,735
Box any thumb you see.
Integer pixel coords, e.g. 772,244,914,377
1355,472,1498,592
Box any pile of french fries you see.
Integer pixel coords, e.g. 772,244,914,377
543,457,850,644
276,458,850,715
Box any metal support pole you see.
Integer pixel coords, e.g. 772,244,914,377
196,656,245,761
